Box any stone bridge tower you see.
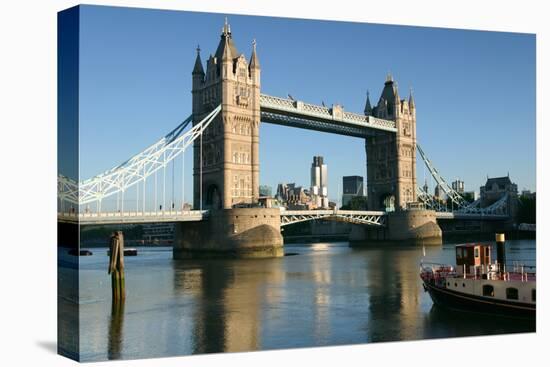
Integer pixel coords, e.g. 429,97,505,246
365,75,417,211
192,20,260,210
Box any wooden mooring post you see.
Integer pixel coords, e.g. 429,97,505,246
108,231,125,301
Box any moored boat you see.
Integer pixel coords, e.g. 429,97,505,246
420,234,535,319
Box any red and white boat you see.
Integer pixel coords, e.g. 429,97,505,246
420,234,535,319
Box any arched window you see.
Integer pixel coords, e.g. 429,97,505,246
483,285,494,297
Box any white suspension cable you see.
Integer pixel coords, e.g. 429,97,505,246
58,105,221,207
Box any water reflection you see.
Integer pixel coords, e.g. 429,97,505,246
74,240,535,362
107,298,125,360
361,247,405,342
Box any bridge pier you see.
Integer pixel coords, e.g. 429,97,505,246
173,208,284,259
350,209,442,246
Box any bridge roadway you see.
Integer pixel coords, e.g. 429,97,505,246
58,209,508,226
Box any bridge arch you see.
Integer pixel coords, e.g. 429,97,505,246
205,183,222,210
381,194,395,212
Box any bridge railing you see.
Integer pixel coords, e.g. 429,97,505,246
58,210,209,224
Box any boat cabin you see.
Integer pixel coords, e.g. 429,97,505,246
456,243,492,276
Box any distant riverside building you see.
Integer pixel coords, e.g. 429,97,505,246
434,184,443,200
342,175,364,207
311,156,329,209
259,185,272,197
464,190,479,201
452,179,465,194
521,189,535,199
142,223,175,244
480,175,518,216
422,179,429,194
276,182,313,208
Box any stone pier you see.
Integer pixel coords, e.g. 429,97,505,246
173,208,284,259
350,209,442,246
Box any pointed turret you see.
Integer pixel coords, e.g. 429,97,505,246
249,39,260,70
192,45,205,76
364,90,372,115
408,87,415,110
393,81,400,107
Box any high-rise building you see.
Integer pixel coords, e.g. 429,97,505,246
342,175,364,207
452,179,465,194
311,156,329,208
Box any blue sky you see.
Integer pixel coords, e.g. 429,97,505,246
76,5,535,207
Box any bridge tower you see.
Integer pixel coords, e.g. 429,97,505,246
192,19,260,210
178,20,282,259
365,75,417,211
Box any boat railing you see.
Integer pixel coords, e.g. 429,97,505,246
421,261,536,283
420,262,457,278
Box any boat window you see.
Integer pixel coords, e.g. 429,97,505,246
484,247,490,257
474,247,479,258
483,285,494,297
506,288,519,300
532,289,536,302
456,248,462,260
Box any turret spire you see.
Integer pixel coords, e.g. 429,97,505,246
221,31,232,60
215,18,238,61
408,87,415,109
364,90,372,115
223,16,230,35
249,38,260,69
192,44,204,76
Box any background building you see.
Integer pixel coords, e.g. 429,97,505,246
452,179,465,194
463,190,479,201
480,175,518,216
259,185,272,197
142,223,175,244
311,156,329,208
342,175,364,207
434,184,443,200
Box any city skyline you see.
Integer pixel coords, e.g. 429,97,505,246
77,6,536,208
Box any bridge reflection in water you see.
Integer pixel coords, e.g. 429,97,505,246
64,240,534,361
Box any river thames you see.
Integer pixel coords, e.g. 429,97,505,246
58,239,535,362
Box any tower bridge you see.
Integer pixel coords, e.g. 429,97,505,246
58,20,514,257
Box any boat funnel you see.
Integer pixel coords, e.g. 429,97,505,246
496,233,506,273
